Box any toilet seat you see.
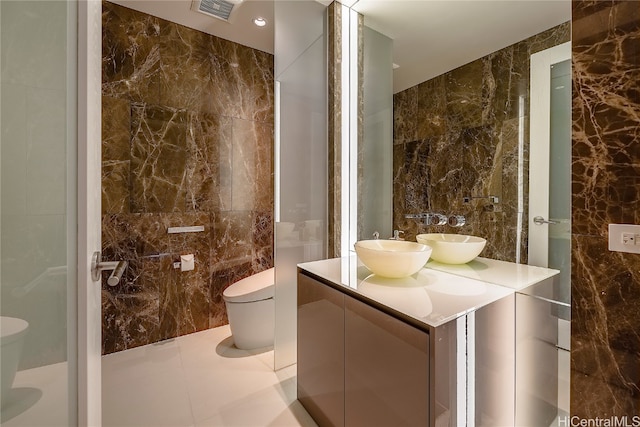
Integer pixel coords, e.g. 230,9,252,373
223,268,275,303
1,317,29,345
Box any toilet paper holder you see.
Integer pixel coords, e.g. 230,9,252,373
91,251,128,286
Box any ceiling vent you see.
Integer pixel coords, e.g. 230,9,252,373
191,0,243,22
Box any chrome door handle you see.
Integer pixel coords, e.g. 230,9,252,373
91,251,128,286
533,216,559,226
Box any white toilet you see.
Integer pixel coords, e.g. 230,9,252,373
223,268,275,350
1,316,29,408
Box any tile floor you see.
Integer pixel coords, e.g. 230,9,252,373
102,325,317,427
2,323,568,427
2,361,69,426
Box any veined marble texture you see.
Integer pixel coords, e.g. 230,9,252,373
101,1,274,354
393,23,569,263
327,1,342,258
571,0,640,417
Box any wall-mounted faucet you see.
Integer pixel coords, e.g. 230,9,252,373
404,213,447,226
389,230,405,240
405,213,466,228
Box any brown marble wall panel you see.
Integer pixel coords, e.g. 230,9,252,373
327,1,342,258
253,211,274,271
394,22,570,263
102,160,130,215
572,236,640,416
501,117,529,264
445,59,485,130
230,118,274,212
327,3,363,256
102,257,162,354
571,0,640,418
101,1,274,354
186,113,231,213
501,118,525,219
130,104,189,213
355,12,365,240
103,4,274,123
416,76,447,139
403,139,431,214
102,4,162,105
460,125,502,198
392,143,409,233
102,96,131,214
167,213,212,338
102,96,131,160
393,86,418,145
211,211,253,267
429,133,465,211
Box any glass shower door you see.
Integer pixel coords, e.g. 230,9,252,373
1,1,77,424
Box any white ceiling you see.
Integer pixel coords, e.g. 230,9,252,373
109,0,275,54
351,0,571,92
109,0,570,93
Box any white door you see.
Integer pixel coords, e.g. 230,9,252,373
0,1,101,425
529,41,571,274
77,1,104,425
526,41,572,420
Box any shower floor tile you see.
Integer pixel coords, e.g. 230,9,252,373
102,325,317,427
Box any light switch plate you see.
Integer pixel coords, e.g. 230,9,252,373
608,224,640,254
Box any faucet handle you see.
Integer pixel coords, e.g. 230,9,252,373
372,231,380,239
428,213,447,226
448,215,466,227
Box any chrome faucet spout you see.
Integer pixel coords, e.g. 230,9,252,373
389,230,405,240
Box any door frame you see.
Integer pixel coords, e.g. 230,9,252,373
77,0,103,424
528,41,571,268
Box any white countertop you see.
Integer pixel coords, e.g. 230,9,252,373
298,255,559,328
298,256,514,328
426,257,559,291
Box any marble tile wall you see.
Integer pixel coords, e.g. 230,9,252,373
327,3,364,258
327,1,342,258
101,1,274,354
393,23,570,263
571,0,640,417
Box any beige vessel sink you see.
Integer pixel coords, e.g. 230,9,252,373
354,240,432,278
415,233,486,264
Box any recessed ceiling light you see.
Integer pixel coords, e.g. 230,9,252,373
253,17,267,27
